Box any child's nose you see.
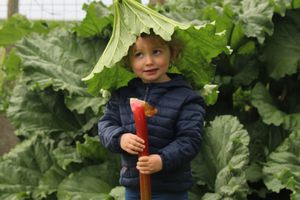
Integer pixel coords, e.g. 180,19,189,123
145,55,154,65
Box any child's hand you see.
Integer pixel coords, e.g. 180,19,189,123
120,133,145,154
136,154,163,174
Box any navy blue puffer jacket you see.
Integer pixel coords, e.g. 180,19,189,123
98,73,205,192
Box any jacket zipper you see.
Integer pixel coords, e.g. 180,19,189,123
144,85,150,101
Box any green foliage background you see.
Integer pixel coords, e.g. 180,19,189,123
1,0,300,199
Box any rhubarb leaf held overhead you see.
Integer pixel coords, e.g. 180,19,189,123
83,0,229,96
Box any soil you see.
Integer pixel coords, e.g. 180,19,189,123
0,114,19,156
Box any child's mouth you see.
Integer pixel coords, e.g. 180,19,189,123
143,68,158,73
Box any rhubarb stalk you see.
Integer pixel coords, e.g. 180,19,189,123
130,98,157,200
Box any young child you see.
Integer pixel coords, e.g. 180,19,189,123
98,32,206,200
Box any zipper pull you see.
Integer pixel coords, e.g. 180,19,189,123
144,85,150,101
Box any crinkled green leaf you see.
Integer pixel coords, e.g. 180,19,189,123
236,41,256,55
0,48,22,111
174,23,228,89
283,113,300,130
245,162,263,183
16,29,103,95
158,1,239,49
109,186,125,200
85,64,135,92
0,136,57,200
2,48,21,81
65,95,107,115
7,84,81,136
237,0,274,44
251,83,300,131
0,14,57,46
263,130,300,200
270,0,293,16
206,0,274,44
200,84,219,105
16,28,107,114
157,0,275,46
7,81,100,138
231,22,247,50
232,59,259,86
53,146,83,170
201,193,222,200
75,2,113,37
245,121,289,164
57,165,113,200
232,87,251,112
263,10,300,80
33,164,68,199
76,135,108,161
83,0,228,93
192,115,250,199
251,83,285,126
153,0,211,25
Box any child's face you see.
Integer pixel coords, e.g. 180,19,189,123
129,35,171,83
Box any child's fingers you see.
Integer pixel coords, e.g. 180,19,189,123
129,143,144,153
120,133,145,154
133,135,145,144
136,155,163,174
123,143,141,154
129,137,145,151
138,156,149,162
136,158,151,174
137,157,149,168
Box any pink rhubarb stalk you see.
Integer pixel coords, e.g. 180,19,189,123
130,98,157,200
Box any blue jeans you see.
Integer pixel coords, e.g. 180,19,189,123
125,188,188,200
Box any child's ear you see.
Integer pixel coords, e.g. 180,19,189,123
121,55,132,71
170,46,181,61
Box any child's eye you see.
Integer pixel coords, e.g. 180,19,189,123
153,50,161,55
134,52,143,58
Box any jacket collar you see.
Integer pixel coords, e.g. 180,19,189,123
128,73,192,90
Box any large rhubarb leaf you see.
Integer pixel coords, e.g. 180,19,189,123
154,0,210,25
16,28,107,115
251,83,285,126
86,63,135,93
232,0,274,44
262,10,300,80
0,14,58,46
76,135,108,161
251,83,300,131
0,48,22,111
192,115,250,200
83,0,228,94
7,84,81,137
16,29,103,96
109,186,125,200
270,0,293,16
0,136,66,200
158,0,274,44
53,146,83,170
263,130,300,200
57,164,113,200
74,2,113,38
32,164,68,199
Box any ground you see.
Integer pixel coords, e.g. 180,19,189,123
0,114,19,156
